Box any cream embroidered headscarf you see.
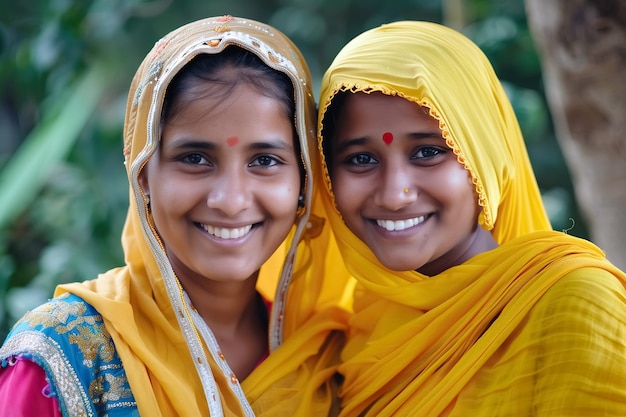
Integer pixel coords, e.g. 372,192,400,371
57,15,351,416
317,21,626,416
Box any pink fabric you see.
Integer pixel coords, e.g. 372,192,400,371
0,357,61,417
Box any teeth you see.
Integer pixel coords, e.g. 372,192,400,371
376,216,426,231
203,224,252,239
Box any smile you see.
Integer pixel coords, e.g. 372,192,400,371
376,216,426,231
200,224,253,239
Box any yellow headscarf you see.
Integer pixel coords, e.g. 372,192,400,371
318,21,626,416
56,16,351,416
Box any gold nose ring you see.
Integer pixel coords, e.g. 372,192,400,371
403,188,409,194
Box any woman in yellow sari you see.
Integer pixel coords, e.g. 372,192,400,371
317,21,626,416
0,15,349,416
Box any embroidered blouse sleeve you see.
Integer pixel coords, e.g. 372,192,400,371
0,356,61,417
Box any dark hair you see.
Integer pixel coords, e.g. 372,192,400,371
320,91,349,178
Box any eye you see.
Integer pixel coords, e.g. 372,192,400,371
348,153,378,166
249,154,280,167
412,146,446,160
182,153,210,165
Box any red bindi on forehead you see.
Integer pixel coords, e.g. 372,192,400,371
226,136,240,147
382,132,393,145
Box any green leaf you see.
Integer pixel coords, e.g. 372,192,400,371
0,62,109,229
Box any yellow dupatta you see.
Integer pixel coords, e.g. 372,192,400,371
317,21,626,416
56,16,352,416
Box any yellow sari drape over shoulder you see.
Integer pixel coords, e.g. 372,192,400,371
55,16,352,417
317,21,626,416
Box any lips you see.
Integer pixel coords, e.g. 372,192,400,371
199,223,253,239
375,215,426,231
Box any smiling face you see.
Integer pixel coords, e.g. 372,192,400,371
140,82,300,286
327,92,485,274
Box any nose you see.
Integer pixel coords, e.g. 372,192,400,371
206,168,251,216
373,163,417,211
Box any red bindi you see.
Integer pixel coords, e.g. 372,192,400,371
226,136,239,147
382,132,393,145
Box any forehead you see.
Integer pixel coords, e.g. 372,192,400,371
335,92,441,135
168,83,286,122
161,84,295,147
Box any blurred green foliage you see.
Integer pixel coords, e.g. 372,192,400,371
0,0,587,338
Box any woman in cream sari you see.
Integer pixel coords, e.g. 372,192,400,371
317,21,626,416
0,15,350,416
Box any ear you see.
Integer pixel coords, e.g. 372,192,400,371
138,166,150,197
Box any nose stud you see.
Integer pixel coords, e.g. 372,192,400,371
403,188,409,194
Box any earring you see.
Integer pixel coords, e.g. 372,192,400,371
296,194,305,217
145,194,151,210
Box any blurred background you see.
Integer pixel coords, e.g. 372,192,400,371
0,0,592,338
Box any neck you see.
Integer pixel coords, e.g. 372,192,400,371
418,225,498,276
179,272,269,379
182,275,262,336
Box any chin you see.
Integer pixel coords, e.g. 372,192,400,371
200,263,259,282
375,253,423,272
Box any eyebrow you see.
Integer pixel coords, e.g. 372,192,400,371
168,140,216,151
334,137,369,155
334,132,442,154
247,140,295,152
167,138,295,152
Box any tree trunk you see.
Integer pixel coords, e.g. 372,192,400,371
525,0,626,270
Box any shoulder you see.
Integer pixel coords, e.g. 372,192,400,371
9,292,98,325
1,293,111,374
541,267,626,308
2,293,113,358
1,293,136,416
523,268,626,411
2,293,103,350
531,267,626,340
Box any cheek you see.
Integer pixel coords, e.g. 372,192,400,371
153,176,191,203
446,167,472,189
149,174,203,226
262,178,301,215
331,172,361,218
150,183,189,228
443,167,479,215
